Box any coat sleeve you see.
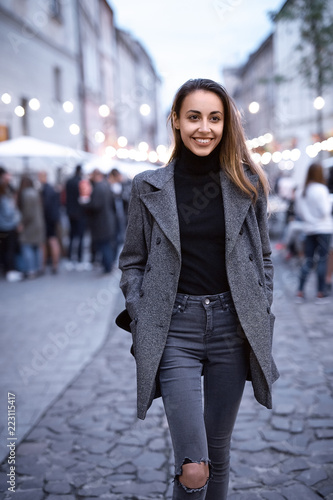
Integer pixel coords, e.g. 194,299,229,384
256,186,274,307
118,177,150,321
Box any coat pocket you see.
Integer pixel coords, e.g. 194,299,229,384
129,318,138,358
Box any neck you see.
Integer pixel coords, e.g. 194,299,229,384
177,142,221,175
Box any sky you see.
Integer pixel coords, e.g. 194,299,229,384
108,0,286,111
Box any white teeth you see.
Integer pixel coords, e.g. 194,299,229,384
195,139,211,143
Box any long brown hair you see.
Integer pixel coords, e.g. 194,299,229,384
168,78,269,201
303,163,326,196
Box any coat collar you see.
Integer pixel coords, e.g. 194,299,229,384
221,167,259,255
139,162,181,258
139,161,259,257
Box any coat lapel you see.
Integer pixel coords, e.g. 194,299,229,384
140,162,181,258
221,168,259,256
139,162,258,259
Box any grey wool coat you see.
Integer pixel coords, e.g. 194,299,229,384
119,161,279,420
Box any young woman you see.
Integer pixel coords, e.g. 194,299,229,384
118,78,279,499
296,163,333,303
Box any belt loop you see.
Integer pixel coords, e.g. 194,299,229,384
181,294,189,312
219,293,226,310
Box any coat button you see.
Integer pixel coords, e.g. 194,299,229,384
139,289,144,297
267,306,270,313
156,237,161,245
146,264,151,272
239,227,244,235
249,254,254,261
258,280,263,287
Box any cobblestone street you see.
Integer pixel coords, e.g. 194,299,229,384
0,247,333,499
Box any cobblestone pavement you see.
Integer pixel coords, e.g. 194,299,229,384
0,263,121,464
0,247,333,500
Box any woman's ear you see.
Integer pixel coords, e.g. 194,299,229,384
172,111,180,130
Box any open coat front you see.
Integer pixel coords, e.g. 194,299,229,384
119,161,279,420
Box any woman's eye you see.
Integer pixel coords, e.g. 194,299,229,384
188,115,198,120
211,116,221,122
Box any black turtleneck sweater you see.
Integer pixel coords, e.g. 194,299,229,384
174,144,230,295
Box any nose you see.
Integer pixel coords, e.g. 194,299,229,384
198,119,211,132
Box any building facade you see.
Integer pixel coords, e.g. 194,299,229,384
223,0,333,184
114,28,164,151
0,0,82,148
0,0,164,161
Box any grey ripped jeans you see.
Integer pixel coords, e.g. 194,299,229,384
159,291,250,500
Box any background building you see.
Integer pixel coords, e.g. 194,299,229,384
223,0,333,185
0,0,81,148
114,28,164,151
0,0,165,170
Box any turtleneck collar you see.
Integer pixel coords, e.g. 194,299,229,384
176,141,221,176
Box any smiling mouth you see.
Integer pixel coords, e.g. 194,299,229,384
193,138,213,144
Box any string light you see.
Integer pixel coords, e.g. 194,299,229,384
99,104,110,117
249,101,260,114
63,101,74,113
117,136,128,147
14,106,25,117
43,116,54,128
1,93,12,104
69,124,80,135
29,98,40,110
138,141,149,152
94,131,105,143
140,104,151,116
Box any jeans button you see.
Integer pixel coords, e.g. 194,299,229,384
204,298,210,305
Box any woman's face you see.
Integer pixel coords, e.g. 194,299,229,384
173,90,224,156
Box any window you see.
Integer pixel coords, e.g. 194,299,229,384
21,97,28,136
53,66,62,102
49,0,62,21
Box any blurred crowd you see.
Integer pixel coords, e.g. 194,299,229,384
2,159,333,305
274,163,333,304
0,164,131,282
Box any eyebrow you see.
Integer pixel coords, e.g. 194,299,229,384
185,109,223,115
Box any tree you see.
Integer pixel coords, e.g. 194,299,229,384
270,0,333,139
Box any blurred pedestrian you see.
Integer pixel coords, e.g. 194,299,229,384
38,171,61,274
325,166,333,293
108,168,131,257
80,169,117,274
17,175,45,278
65,164,86,268
0,167,22,281
295,163,333,304
118,78,278,499
283,187,305,260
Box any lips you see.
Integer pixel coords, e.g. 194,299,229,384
193,138,213,144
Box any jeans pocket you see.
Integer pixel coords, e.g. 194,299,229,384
226,302,238,316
